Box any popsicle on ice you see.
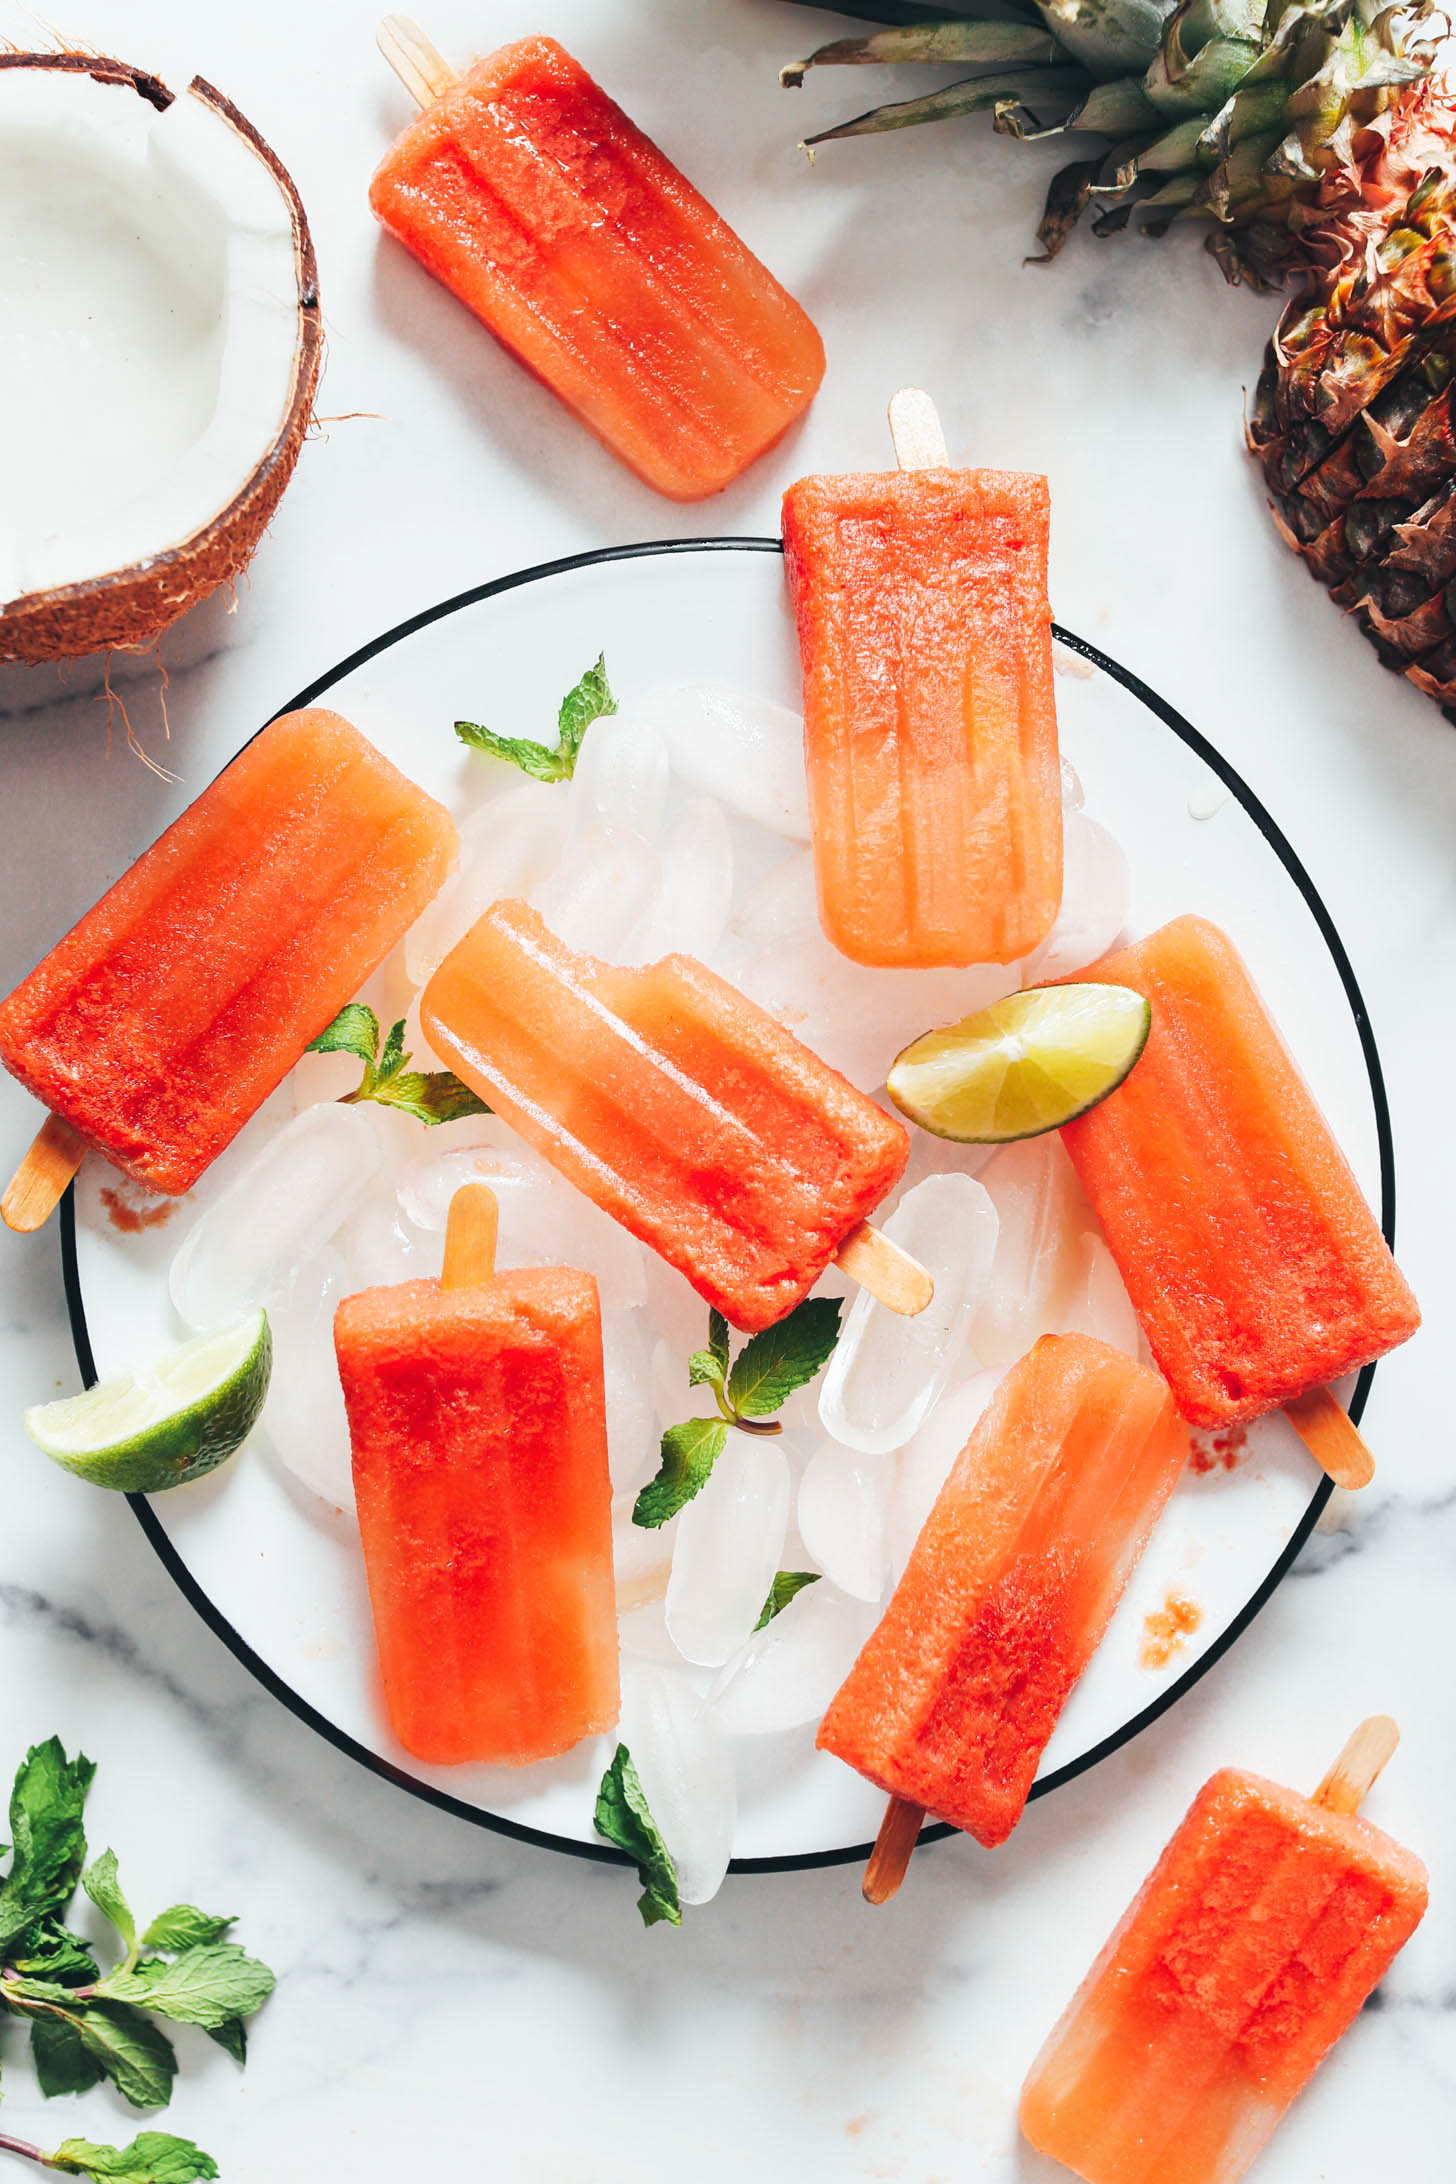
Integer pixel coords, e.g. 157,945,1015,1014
335,1182,618,1766
819,1332,1188,1865
0,709,457,1228
1020,1716,1428,2184
369,24,824,501
782,388,1062,968
419,898,912,1333
1061,915,1420,1430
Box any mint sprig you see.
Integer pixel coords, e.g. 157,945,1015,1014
455,653,616,783
633,1298,843,1528
593,1746,680,1930
0,2130,217,2181
0,1738,273,2178
754,1571,820,1632
307,1005,489,1128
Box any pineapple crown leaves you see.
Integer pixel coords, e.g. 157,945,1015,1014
777,0,1450,285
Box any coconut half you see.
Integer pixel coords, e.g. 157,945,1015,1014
0,54,322,664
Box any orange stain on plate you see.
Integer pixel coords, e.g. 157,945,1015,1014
1139,1589,1203,1670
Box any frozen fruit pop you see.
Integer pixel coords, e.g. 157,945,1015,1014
819,1333,1188,1861
420,898,911,1333
1020,1718,1428,2184
782,389,1061,968
1061,915,1420,1429
336,1183,618,1766
0,709,457,1223
369,27,824,501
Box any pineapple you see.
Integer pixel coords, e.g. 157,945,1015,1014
780,0,1456,716
781,0,1447,285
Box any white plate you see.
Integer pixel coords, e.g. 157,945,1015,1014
62,540,1392,1872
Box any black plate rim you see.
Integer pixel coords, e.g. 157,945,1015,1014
59,533,1394,1877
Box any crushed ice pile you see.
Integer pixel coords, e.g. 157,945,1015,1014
168,683,1139,1903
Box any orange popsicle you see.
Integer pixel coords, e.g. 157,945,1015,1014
1061,916,1420,1427
782,465,1061,966
420,899,909,1333
336,1241,617,1767
1020,1756,1427,2184
0,710,456,1198
369,34,824,500
818,1334,1188,1847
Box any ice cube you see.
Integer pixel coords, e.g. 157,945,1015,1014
664,1435,790,1668
624,796,734,965
169,1103,379,1330
566,712,670,844
398,1141,646,1308
796,1438,895,1603
1060,758,1085,810
887,1368,1000,1579
971,1135,1091,1366
709,1580,879,1736
1058,1230,1142,1359
529,824,660,962
1022,809,1130,983
258,1246,354,1509
404,780,569,987
618,1660,737,1905
630,685,810,839
341,1193,439,1291
613,1493,677,1613
819,1174,998,1455
617,1599,682,1664
602,1307,658,1495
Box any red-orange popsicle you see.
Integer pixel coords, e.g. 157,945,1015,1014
1061,916,1420,1427
336,1263,617,1766
782,467,1061,966
369,36,825,500
420,899,908,1332
1020,1765,1428,2184
818,1333,1188,1847
0,710,457,1196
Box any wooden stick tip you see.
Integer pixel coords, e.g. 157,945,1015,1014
862,1795,925,1906
441,1181,499,1290
1313,1715,1400,1816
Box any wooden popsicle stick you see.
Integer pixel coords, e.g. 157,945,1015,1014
1312,1714,1399,1816
836,1220,933,1316
377,14,459,107
889,386,951,471
441,1182,498,1290
2,1115,88,1234
1282,1384,1376,1492
863,1793,926,1905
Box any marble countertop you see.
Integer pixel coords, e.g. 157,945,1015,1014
1,2,1452,2177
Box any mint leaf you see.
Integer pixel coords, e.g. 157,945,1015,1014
49,2134,218,2182
0,1740,95,1951
376,1017,407,1083
687,1309,731,1395
10,1917,99,1987
632,1417,727,1529
204,2016,246,2066
71,2000,177,2110
554,653,617,775
754,1571,820,1632
371,1068,490,1127
455,653,616,784
305,1003,379,1068
726,1296,842,1420
593,1746,680,1930
139,1907,234,1954
31,2014,105,2098
98,1944,275,2031
82,1849,135,1960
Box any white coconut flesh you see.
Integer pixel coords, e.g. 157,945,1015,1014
0,69,306,606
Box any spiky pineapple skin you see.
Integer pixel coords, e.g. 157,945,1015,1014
1250,92,1456,712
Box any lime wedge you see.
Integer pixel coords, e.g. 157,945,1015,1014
887,984,1151,1143
26,1310,272,1492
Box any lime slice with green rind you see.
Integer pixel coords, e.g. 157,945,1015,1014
887,984,1151,1143
26,1310,272,1492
